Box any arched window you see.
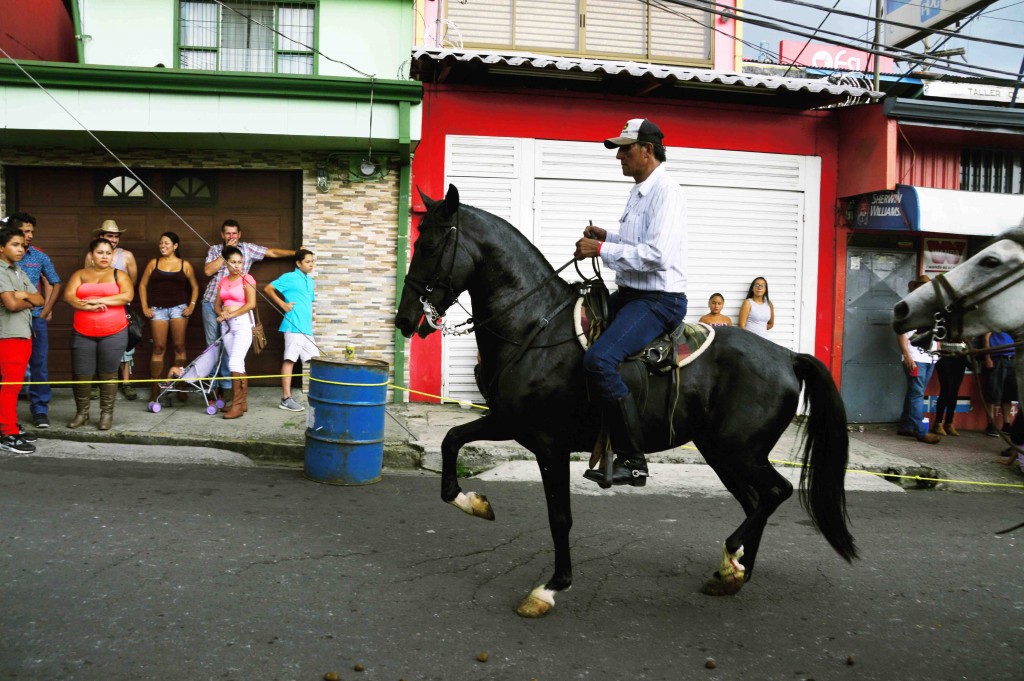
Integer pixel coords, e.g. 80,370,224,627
98,173,148,202
165,173,216,205
169,176,213,200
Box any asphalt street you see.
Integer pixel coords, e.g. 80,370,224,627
1,456,1022,681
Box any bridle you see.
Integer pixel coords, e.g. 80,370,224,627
403,204,589,338
402,207,462,333
923,236,1024,344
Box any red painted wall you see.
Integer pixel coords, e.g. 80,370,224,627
835,104,895,198
0,0,77,62
408,85,844,401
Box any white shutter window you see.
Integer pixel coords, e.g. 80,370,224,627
649,2,711,62
515,0,578,51
447,0,513,47
686,186,804,351
533,179,621,291
584,0,646,58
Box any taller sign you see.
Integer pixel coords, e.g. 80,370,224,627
884,0,997,48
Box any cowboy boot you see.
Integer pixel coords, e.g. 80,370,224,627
97,372,118,430
149,359,164,403
67,379,91,429
223,372,246,419
584,395,649,487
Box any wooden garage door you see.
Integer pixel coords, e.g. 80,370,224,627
9,167,299,386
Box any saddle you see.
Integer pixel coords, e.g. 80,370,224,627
574,283,717,374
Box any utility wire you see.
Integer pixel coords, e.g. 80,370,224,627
765,0,1024,49
0,45,329,356
209,0,376,78
657,0,1024,80
782,0,844,78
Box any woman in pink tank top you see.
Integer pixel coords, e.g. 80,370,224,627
214,246,257,419
63,237,134,430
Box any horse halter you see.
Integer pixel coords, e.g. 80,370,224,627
926,256,1024,342
403,208,462,333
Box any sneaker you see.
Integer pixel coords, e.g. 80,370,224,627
120,383,138,401
279,396,305,412
16,425,37,443
0,434,36,454
985,426,1000,437
32,413,50,429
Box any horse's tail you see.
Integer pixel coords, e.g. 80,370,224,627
793,353,858,562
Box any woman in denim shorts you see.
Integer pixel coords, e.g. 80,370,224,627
138,232,199,404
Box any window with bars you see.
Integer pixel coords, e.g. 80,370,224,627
961,148,1024,194
178,1,315,74
445,0,712,65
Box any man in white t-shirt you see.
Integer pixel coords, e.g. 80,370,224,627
896,275,941,444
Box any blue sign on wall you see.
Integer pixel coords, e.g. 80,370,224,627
850,186,921,230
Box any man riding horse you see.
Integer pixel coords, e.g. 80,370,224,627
573,118,688,487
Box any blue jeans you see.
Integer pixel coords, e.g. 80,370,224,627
28,316,50,416
202,301,231,389
583,288,688,403
898,361,935,437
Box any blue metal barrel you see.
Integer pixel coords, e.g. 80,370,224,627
304,358,389,485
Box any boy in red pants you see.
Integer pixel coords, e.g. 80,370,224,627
0,226,44,453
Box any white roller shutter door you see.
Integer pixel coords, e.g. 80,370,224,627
442,136,820,404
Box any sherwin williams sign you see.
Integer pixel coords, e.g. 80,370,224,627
851,184,1024,235
852,188,913,230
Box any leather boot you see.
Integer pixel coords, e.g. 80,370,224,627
241,375,248,412
584,395,649,487
149,359,164,403
67,379,91,428
223,372,246,419
97,372,117,430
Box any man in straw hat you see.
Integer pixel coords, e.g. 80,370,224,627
896,274,941,444
86,220,139,400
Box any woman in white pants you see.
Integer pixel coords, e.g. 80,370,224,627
214,246,256,419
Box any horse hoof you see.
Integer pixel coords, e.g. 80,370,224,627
450,491,496,521
515,586,555,618
701,572,744,596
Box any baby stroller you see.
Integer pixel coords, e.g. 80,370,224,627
147,333,228,415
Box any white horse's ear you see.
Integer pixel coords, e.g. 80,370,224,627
417,186,437,210
443,184,461,218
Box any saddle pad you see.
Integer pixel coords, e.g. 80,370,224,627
574,297,716,369
674,321,715,368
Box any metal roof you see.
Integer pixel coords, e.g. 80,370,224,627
413,47,883,100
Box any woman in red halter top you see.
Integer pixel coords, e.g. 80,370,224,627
63,237,134,430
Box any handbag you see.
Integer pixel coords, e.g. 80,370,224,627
251,306,267,355
125,307,145,351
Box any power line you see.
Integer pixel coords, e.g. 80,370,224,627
0,45,327,355
782,0,844,78
766,0,1024,49
656,0,1024,80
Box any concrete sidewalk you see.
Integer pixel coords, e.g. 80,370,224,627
20,387,1024,492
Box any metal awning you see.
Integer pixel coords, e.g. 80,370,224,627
851,184,1024,236
412,47,883,101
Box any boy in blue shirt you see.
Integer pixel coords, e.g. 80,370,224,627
264,249,318,411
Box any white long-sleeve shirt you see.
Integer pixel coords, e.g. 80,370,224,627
600,163,688,293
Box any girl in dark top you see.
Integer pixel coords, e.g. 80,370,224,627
139,232,199,404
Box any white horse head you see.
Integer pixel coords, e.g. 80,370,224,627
892,226,1024,340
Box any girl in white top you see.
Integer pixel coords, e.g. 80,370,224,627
739,276,774,339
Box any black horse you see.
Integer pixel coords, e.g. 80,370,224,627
395,185,857,617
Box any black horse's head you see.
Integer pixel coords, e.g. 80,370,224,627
395,184,471,338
